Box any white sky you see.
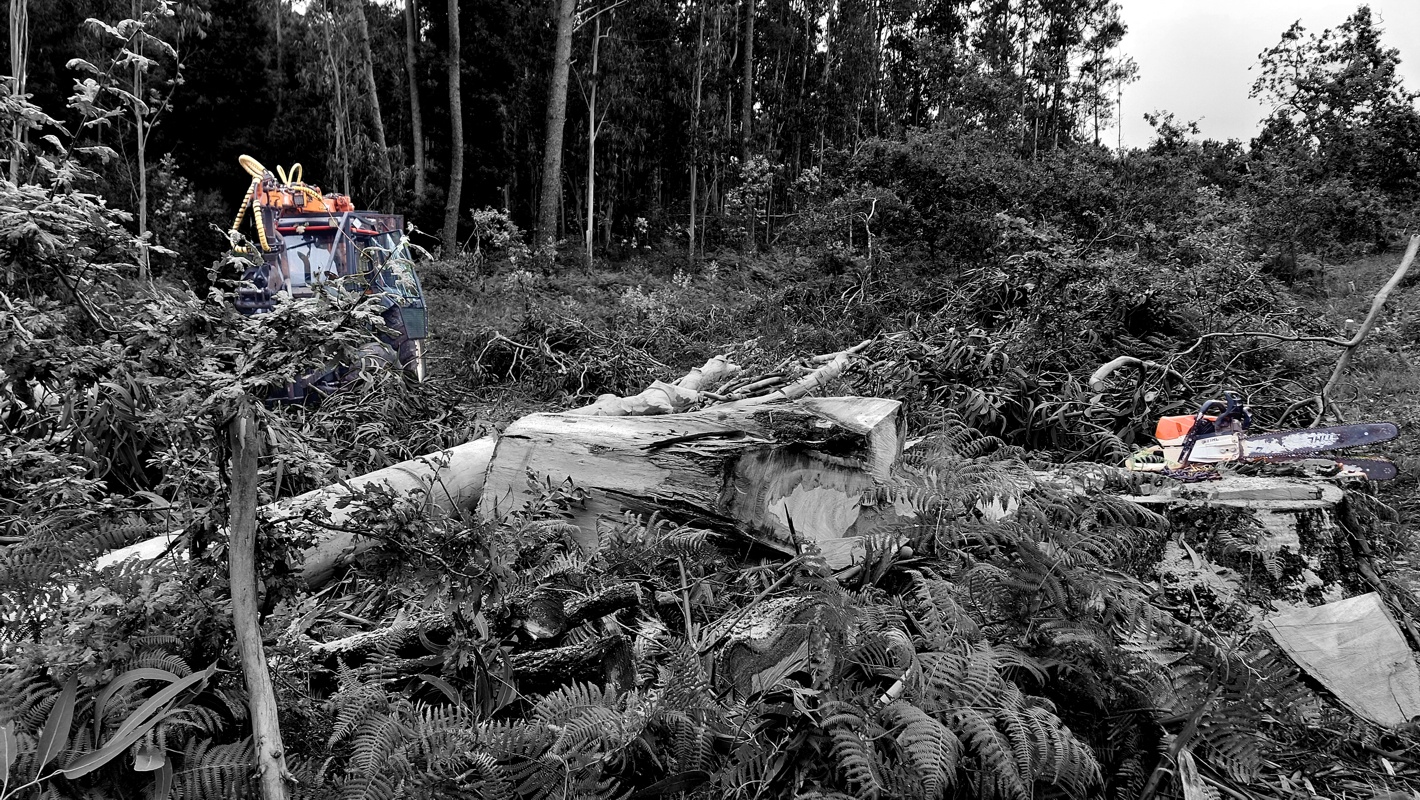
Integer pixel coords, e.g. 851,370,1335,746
1114,0,1420,148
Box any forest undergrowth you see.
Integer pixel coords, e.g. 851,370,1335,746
9,31,1420,799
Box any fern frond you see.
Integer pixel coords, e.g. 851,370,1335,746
879,701,961,798
172,738,254,800
829,726,883,799
949,706,1027,800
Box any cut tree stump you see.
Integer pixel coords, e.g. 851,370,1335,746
479,397,903,568
1125,474,1348,606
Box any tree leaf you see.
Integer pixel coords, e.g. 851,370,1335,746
108,664,217,743
35,674,78,775
149,758,174,800
60,707,180,780
0,721,17,778
94,668,182,743
133,744,166,772
415,673,464,707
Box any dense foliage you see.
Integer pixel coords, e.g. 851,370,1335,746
5,2,1420,800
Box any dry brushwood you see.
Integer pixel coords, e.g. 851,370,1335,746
1095,234,1419,424
569,338,877,417
712,339,875,404
570,355,741,416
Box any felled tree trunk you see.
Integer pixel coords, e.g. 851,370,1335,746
98,437,497,589
298,437,496,587
480,396,903,568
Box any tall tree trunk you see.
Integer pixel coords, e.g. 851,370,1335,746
441,0,463,253
227,399,292,800
584,13,603,267
351,0,393,199
739,0,755,162
1018,0,1032,150
9,0,27,184
818,0,832,156
273,0,284,117
687,0,705,260
538,0,578,246
133,0,148,279
404,0,427,198
321,7,353,195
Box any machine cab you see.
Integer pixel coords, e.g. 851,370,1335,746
229,156,428,390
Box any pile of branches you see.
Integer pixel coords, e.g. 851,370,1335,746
10,416,1419,800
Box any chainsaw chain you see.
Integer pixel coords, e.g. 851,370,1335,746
1160,465,1223,483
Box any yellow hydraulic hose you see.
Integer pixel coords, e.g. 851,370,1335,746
228,177,260,251
239,154,267,179
253,207,272,251
290,184,326,208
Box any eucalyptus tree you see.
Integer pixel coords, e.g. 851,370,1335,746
441,0,462,253
538,0,579,246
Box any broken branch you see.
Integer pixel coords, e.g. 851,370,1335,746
1320,234,1419,418
1088,356,1189,394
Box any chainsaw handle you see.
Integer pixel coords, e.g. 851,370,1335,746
1214,391,1251,432
1192,393,1251,429
1192,399,1228,420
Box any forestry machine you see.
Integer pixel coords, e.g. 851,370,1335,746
226,155,427,402
1125,392,1398,481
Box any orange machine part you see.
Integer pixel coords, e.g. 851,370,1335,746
256,185,354,215
1155,414,1216,444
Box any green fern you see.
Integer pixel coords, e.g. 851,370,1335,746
879,701,962,798
171,738,254,800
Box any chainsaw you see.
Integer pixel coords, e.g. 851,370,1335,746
1125,393,1399,481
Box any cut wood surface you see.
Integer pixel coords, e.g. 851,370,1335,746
96,436,497,589
480,396,903,568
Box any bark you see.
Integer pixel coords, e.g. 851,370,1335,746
133,0,148,280
1088,356,1188,394
510,634,631,687
537,0,578,246
321,11,353,195
1321,234,1419,416
98,437,497,589
745,339,871,403
480,396,903,569
351,0,393,197
404,0,427,198
226,399,292,800
569,356,739,416
441,0,463,253
564,583,642,628
583,13,603,267
738,0,755,162
9,0,26,184
687,0,705,259
313,581,640,655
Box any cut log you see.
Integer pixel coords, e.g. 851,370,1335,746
479,397,903,568
299,437,495,588
510,634,634,689
96,437,497,589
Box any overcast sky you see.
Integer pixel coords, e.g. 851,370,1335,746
1113,0,1420,148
